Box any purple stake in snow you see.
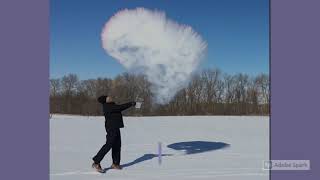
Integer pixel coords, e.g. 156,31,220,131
158,142,162,165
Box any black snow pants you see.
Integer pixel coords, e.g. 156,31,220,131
93,128,121,165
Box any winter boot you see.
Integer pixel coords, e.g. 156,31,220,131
92,162,105,173
111,163,122,170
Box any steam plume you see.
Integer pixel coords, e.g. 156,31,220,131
102,8,207,104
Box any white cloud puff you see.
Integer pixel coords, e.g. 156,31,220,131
102,8,207,104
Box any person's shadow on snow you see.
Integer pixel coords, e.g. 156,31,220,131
167,141,230,155
104,141,230,171
121,153,172,168
102,153,172,172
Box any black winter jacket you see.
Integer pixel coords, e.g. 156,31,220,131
97,96,135,130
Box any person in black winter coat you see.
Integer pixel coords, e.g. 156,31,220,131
92,95,136,172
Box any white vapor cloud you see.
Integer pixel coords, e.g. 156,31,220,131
101,8,207,104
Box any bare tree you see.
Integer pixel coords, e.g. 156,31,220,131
61,74,79,113
50,79,61,113
50,79,61,97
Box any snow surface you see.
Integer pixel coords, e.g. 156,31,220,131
50,115,269,180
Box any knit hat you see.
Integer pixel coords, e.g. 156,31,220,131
97,95,108,104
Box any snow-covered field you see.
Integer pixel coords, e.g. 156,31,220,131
50,115,269,180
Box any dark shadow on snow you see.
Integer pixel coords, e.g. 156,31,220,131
102,153,172,172
121,153,172,169
102,167,111,173
167,141,230,155
103,141,229,171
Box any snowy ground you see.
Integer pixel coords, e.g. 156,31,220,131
50,115,269,180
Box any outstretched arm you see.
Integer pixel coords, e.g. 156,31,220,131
105,102,136,112
118,102,136,111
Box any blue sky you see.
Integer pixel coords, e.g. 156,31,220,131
50,0,269,80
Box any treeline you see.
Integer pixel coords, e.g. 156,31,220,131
50,69,269,116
